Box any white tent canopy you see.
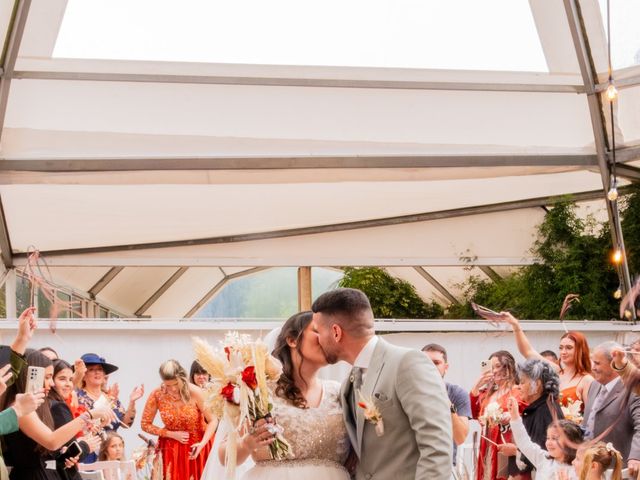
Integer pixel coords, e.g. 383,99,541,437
0,0,639,318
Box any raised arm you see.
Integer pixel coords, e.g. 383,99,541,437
396,349,452,479
501,313,559,371
18,405,114,451
611,349,640,394
506,397,548,469
121,384,144,427
10,307,37,356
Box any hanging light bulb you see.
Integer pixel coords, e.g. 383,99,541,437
614,286,622,299
612,249,623,264
625,309,633,320
607,178,619,201
606,83,618,101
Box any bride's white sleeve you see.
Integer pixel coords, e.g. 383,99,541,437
200,421,255,480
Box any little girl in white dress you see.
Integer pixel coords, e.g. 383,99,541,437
506,397,583,479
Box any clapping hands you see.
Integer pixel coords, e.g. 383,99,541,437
129,384,144,403
107,382,120,400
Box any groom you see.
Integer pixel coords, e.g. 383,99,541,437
312,288,452,480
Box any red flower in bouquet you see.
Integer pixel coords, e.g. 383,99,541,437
242,366,258,390
221,382,238,404
193,333,293,465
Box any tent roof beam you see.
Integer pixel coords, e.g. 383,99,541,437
10,187,621,262
0,153,601,173
12,70,584,93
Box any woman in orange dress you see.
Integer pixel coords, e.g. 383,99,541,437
470,350,527,480
141,359,218,480
501,313,593,408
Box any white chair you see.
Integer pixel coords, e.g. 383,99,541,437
78,461,120,480
456,419,481,478
79,471,104,480
119,460,136,480
620,467,639,479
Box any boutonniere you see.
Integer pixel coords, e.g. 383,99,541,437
357,390,384,436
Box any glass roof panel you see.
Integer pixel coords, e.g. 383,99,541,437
599,0,640,69
54,0,548,72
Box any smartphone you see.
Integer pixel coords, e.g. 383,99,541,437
25,366,45,393
65,440,82,458
480,360,491,374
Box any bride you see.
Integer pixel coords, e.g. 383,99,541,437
202,311,351,480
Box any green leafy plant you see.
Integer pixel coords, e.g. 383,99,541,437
338,267,443,319
446,189,640,320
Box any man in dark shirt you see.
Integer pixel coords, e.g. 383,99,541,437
422,343,472,466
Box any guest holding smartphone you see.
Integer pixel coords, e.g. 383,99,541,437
1,350,115,480
470,350,526,480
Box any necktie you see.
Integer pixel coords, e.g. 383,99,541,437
585,386,608,438
349,367,364,422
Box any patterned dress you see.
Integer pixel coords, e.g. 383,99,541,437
141,387,209,480
75,388,126,463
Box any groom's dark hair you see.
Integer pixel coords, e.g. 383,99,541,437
312,288,373,336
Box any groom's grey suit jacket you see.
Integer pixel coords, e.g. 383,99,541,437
341,337,452,480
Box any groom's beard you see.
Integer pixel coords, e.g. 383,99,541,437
321,347,339,365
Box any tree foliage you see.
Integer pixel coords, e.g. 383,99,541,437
339,267,444,319
621,185,640,276
447,188,640,320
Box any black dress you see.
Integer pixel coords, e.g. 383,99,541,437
49,401,91,480
4,429,61,480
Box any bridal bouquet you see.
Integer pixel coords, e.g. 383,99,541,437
193,333,293,479
560,399,583,424
479,401,507,426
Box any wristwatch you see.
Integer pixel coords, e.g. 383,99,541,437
450,403,457,414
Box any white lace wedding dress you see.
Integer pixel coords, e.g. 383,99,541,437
201,380,351,480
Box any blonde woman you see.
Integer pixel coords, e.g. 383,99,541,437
141,359,218,480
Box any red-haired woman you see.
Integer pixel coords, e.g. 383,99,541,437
470,350,527,480
502,313,594,407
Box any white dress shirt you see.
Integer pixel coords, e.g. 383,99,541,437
353,336,379,383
